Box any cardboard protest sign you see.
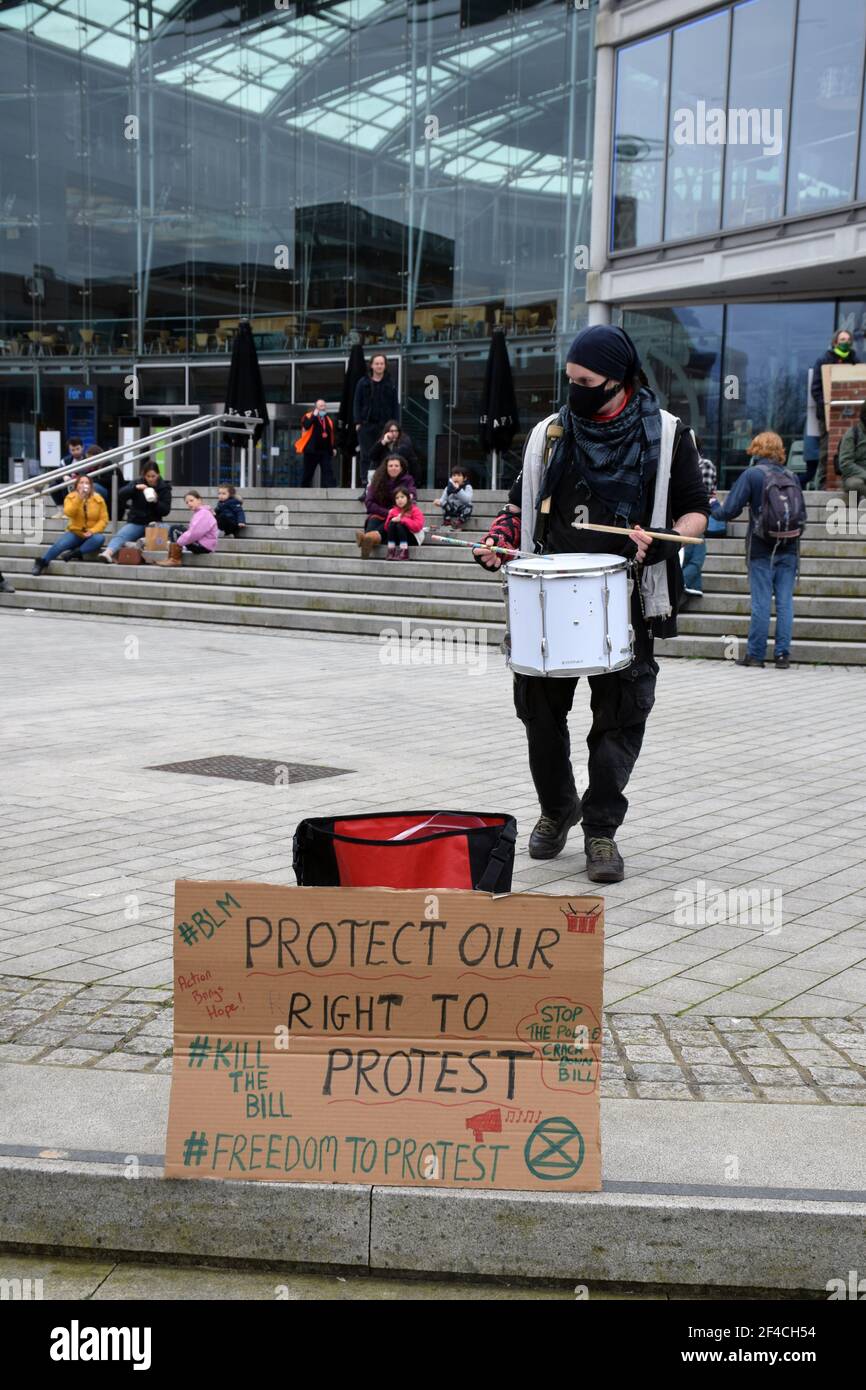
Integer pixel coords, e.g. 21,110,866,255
165,882,603,1191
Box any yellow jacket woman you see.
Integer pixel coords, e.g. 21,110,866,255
33,475,110,574
63,488,109,537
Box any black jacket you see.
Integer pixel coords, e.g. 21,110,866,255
811,347,858,415
369,432,418,471
214,496,246,528
353,374,399,429
119,476,172,525
299,411,336,457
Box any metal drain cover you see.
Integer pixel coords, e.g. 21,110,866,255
147,755,352,785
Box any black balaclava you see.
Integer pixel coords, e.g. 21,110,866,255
565,326,641,418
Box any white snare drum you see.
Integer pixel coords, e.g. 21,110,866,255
504,552,634,677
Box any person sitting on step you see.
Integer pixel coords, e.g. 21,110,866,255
214,484,247,537
101,465,172,562
367,419,418,475
435,466,474,530
159,490,218,567
356,454,417,558
32,474,109,574
384,486,425,560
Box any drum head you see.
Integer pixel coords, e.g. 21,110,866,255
506,551,627,578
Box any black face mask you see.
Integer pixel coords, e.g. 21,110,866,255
567,379,622,418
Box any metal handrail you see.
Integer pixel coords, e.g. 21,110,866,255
0,413,262,513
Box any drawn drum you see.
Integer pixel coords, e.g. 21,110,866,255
504,553,634,677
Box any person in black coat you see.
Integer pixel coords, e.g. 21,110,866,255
472,325,708,883
101,465,172,562
811,328,857,487
353,353,399,476
368,419,417,473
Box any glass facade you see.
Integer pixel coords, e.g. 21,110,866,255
618,300,864,484
612,0,866,252
0,0,595,483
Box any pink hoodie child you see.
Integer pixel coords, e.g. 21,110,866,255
383,495,425,560
176,505,218,552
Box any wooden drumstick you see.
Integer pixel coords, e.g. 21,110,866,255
570,521,703,546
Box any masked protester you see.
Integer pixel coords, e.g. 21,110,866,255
472,325,708,882
296,399,337,487
811,329,858,489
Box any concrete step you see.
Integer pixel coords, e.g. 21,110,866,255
674,612,864,641
677,592,865,619
0,538,489,563
4,573,505,625
657,633,866,664
10,520,502,542
15,522,860,551
3,1062,864,1293
700,573,866,597
0,549,489,586
0,588,504,639
702,553,866,576
0,555,499,603
11,555,861,619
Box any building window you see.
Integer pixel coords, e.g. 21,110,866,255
664,10,730,243
786,0,866,216
723,0,795,229
613,0,866,252
721,302,835,482
611,35,668,251
620,305,723,461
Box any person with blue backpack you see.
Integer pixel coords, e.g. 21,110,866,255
709,431,807,670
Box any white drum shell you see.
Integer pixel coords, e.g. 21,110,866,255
505,553,633,677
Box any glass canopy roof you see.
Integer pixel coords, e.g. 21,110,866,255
1,0,585,194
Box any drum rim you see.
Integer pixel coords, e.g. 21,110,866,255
505,552,628,578
509,653,635,677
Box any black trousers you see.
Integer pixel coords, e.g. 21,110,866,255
386,521,418,546
219,521,242,539
513,647,658,839
302,453,336,487
357,425,381,472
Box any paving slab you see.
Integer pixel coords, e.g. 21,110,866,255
2,614,866,1015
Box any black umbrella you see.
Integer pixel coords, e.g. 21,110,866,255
225,319,269,444
479,328,520,453
336,343,367,463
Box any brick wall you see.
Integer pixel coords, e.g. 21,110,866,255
826,370,866,488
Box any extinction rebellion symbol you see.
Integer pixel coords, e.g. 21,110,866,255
523,1116,585,1180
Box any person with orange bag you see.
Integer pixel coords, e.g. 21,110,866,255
295,399,336,487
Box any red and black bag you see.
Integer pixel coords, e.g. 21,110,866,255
293,811,517,893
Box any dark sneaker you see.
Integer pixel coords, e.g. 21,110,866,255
775,653,790,669
585,836,624,883
528,803,581,860
0,578,14,593
736,655,765,668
